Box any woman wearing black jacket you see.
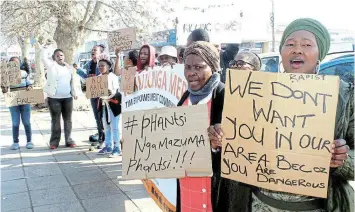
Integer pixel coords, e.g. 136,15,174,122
176,41,224,212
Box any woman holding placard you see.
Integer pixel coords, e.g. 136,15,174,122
175,41,225,212
209,18,354,212
96,54,122,157
114,48,139,76
1,57,34,150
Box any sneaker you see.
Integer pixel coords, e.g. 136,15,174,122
97,147,112,155
26,142,34,149
11,143,19,150
109,147,121,158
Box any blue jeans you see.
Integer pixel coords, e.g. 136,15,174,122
102,107,121,153
9,104,32,143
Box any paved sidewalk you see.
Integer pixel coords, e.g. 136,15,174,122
0,100,162,212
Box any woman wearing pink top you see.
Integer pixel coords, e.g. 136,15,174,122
176,41,224,212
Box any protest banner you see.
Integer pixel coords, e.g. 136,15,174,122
177,1,271,45
108,27,137,52
221,70,340,198
122,64,187,211
85,75,109,99
7,61,22,86
120,67,136,94
123,64,187,112
4,89,45,107
122,104,211,179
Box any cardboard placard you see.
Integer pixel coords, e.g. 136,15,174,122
122,104,212,179
0,61,8,87
7,61,22,86
120,67,136,94
221,70,339,198
108,27,137,52
85,75,109,99
4,89,45,107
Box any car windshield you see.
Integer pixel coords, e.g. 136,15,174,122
260,56,279,72
320,61,354,84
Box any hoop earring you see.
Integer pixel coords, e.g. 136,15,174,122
315,60,320,74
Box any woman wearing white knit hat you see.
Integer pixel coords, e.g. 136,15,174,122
158,45,178,67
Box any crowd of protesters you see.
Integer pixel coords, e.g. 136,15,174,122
1,17,353,212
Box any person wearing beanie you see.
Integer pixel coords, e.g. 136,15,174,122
176,41,225,212
186,28,210,46
158,45,178,67
96,54,122,157
209,18,354,212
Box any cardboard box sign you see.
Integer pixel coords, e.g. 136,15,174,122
108,27,137,52
5,89,45,107
85,75,109,99
221,69,339,198
1,61,21,87
120,67,136,94
122,104,212,180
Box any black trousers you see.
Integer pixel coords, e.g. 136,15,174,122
48,97,74,147
90,97,104,136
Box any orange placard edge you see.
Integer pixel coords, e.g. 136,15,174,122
142,179,176,212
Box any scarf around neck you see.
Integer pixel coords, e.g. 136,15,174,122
188,73,220,105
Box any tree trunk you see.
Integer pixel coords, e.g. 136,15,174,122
33,45,45,88
18,37,31,59
53,20,84,65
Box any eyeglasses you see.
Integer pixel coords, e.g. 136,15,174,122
229,60,254,69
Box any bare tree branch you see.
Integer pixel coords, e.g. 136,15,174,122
80,1,92,26
84,1,102,28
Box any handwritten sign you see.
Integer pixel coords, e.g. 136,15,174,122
122,104,212,179
5,89,45,107
7,62,22,86
221,70,339,198
85,75,109,99
108,27,137,52
121,67,136,94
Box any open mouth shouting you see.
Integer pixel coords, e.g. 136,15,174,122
290,57,305,69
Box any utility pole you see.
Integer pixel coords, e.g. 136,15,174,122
270,0,275,52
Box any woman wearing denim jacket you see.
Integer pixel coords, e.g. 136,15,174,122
1,57,34,150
